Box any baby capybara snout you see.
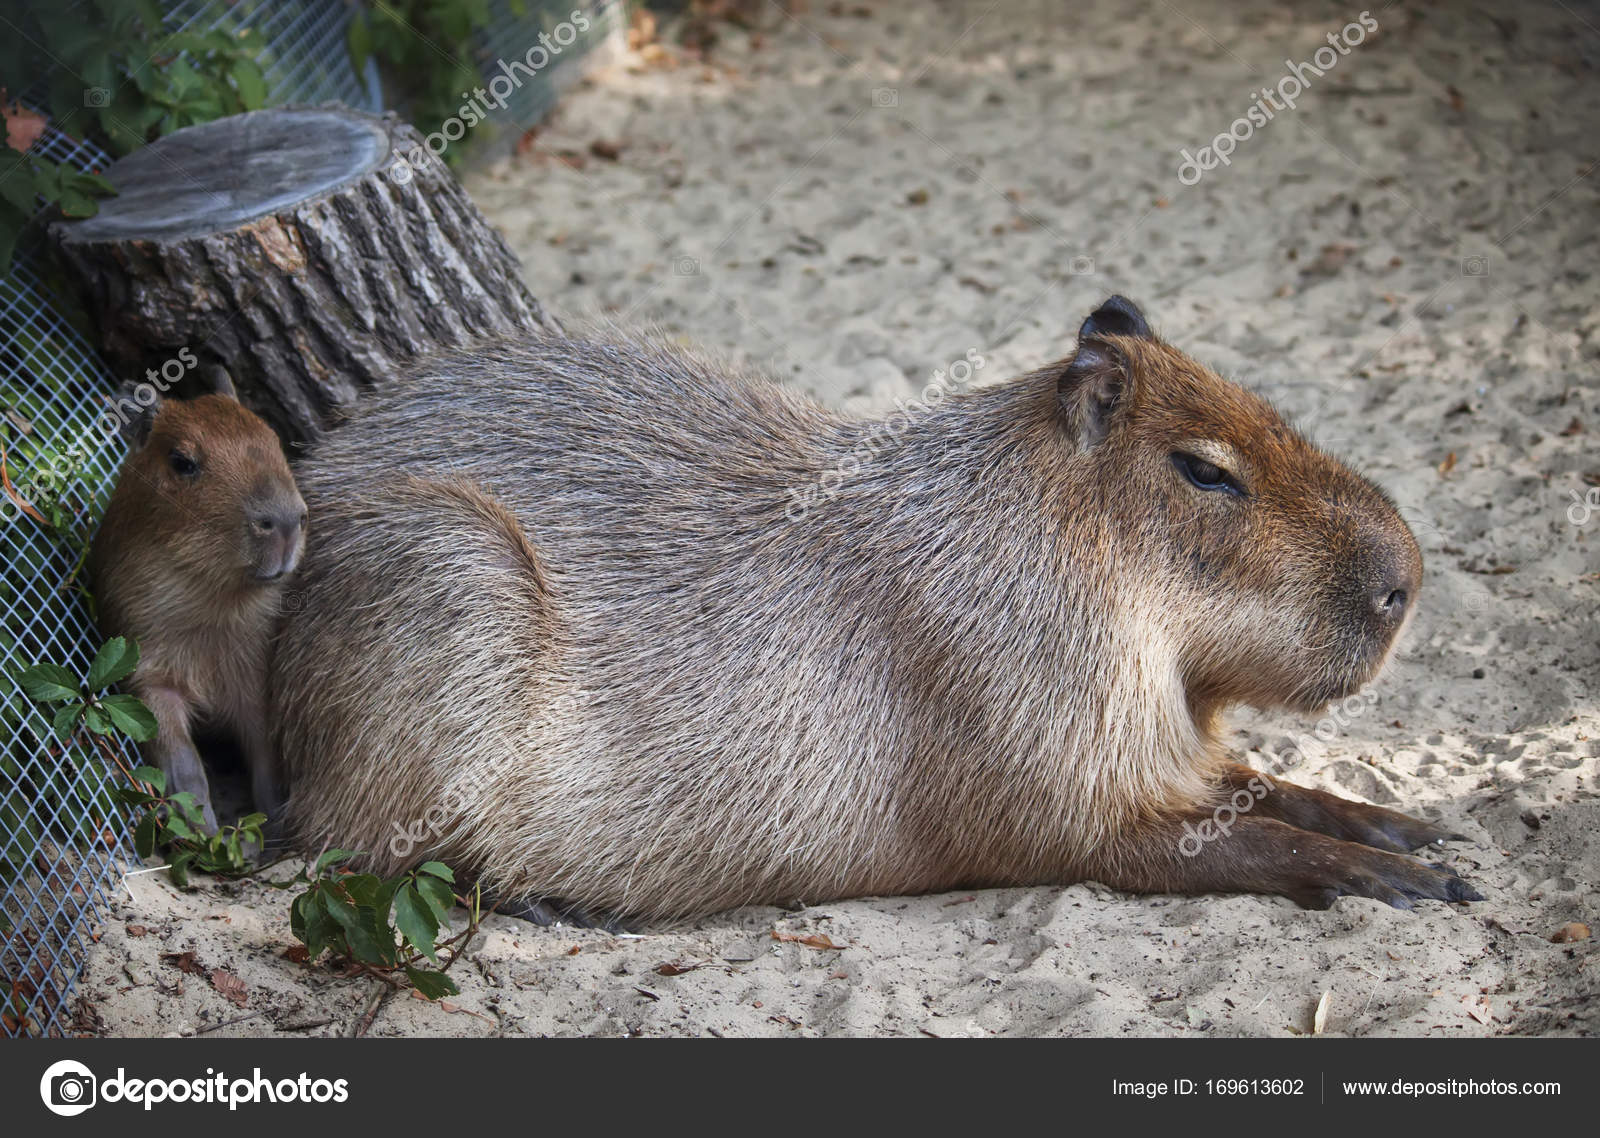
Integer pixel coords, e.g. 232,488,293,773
242,482,307,582
1082,322,1423,714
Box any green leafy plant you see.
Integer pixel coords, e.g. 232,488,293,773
347,0,502,158
286,852,477,1000
0,0,271,272
17,636,271,886
5,0,269,153
117,766,266,887
6,637,150,875
0,149,116,273
18,635,155,745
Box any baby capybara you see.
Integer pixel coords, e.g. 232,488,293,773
91,387,305,834
275,297,1477,921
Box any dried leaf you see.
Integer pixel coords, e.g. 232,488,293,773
2,98,47,152
772,930,844,950
161,951,204,975
210,968,248,1008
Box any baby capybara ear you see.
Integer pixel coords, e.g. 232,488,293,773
201,365,240,401
105,383,163,449
1059,296,1153,447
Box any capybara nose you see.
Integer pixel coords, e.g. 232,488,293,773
1372,566,1416,628
253,504,306,580
254,506,303,539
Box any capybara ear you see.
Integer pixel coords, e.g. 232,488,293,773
201,365,239,401
1078,295,1152,342
1059,338,1133,449
104,383,163,449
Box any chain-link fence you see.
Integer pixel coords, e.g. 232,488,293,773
3,0,617,1038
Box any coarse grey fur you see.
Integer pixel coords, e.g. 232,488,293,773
276,306,1470,922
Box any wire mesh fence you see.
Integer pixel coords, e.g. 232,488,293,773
0,109,145,1035
3,0,616,1037
0,0,378,1039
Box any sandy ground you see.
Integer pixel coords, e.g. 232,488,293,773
79,0,1598,1037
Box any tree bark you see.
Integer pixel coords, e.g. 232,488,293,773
50,105,561,446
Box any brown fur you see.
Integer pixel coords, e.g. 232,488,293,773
275,297,1477,921
91,392,306,832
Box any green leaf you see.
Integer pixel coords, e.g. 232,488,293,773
18,663,80,703
56,187,100,218
315,848,357,874
133,811,159,859
101,694,158,741
393,884,440,964
130,765,165,792
322,884,393,965
230,58,266,110
86,636,139,690
417,861,454,883
82,704,112,736
50,702,83,740
339,873,385,910
404,967,458,1000
414,872,455,926
167,849,195,890
292,890,338,962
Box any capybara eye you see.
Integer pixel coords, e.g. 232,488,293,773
1173,452,1239,495
168,449,200,477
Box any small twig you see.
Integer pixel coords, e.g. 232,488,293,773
0,437,46,524
194,1010,266,1035
349,980,393,1038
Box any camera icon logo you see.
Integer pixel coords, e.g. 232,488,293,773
40,1059,97,1116
673,256,700,277
85,88,110,107
1462,255,1489,277
871,87,898,108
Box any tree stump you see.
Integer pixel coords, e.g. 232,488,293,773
50,106,561,445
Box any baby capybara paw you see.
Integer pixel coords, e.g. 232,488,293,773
1290,846,1482,911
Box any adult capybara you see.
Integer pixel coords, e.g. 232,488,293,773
91,386,306,833
274,296,1477,922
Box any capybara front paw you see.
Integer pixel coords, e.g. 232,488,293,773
1326,804,1467,856
1292,847,1482,910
